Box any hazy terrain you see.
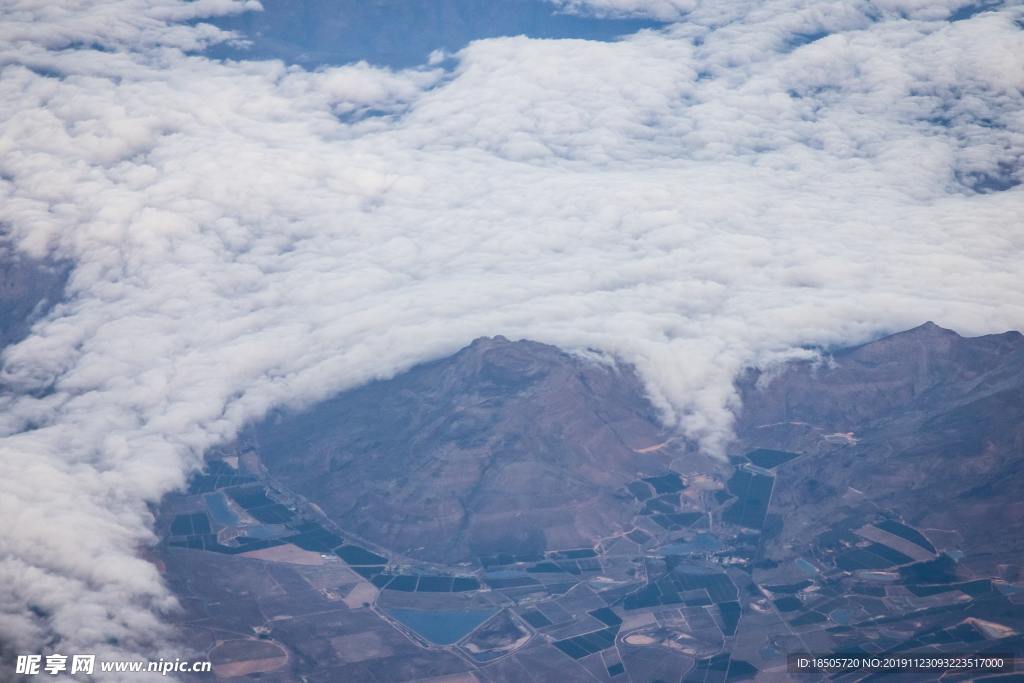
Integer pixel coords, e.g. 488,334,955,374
157,323,1024,681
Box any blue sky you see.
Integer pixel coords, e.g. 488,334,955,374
205,0,664,68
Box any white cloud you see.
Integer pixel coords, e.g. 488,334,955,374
0,0,1022,673
551,0,699,20
555,0,999,22
0,0,260,52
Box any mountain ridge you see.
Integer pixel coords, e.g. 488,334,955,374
246,322,1023,573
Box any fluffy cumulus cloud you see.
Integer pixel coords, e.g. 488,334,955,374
1,0,1023,674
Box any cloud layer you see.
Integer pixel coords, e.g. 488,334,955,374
0,0,1022,673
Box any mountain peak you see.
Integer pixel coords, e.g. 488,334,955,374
252,334,688,563
889,320,961,340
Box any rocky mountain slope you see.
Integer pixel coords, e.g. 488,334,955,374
162,323,1024,681
250,337,709,563
734,322,1024,575
250,322,1023,575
